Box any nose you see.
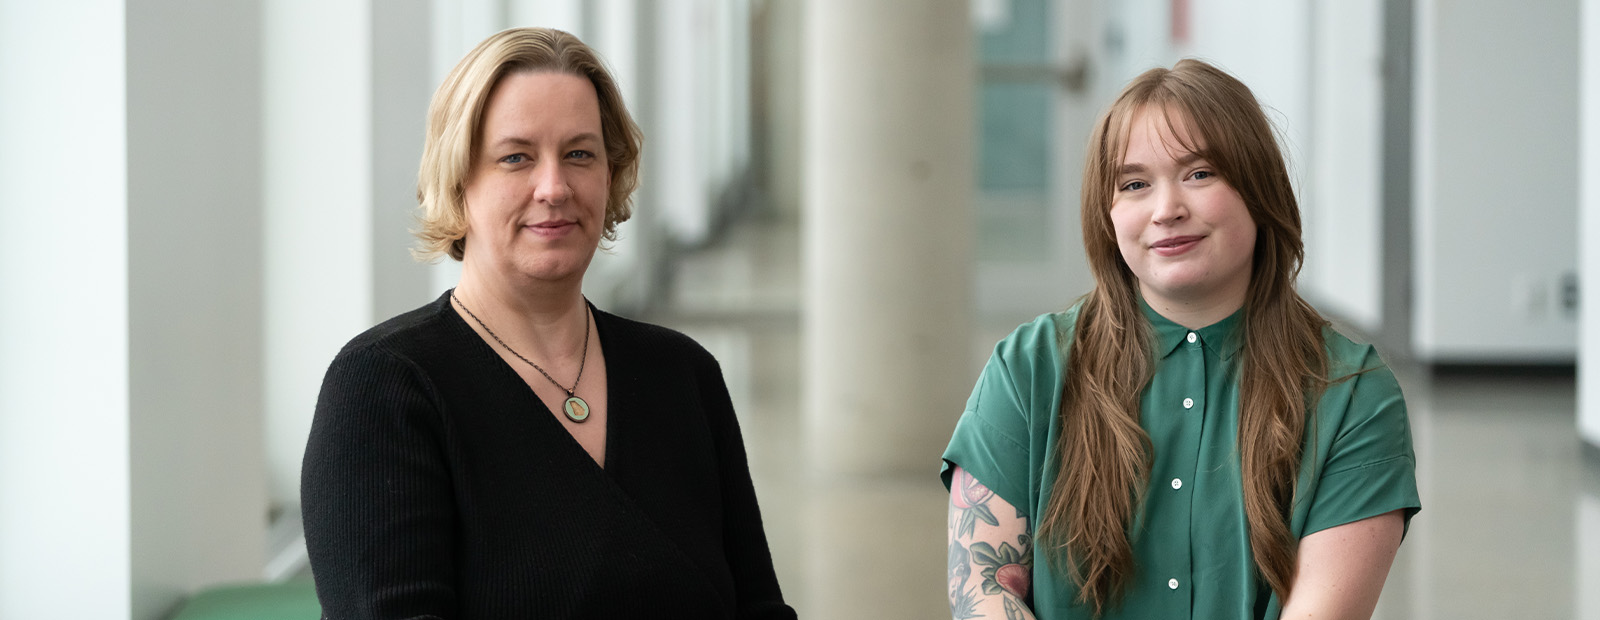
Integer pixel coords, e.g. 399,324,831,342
532,160,571,206
1151,183,1187,225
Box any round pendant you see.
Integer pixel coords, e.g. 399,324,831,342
562,396,590,423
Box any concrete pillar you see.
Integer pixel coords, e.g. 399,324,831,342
801,0,975,476
756,0,803,219
1,2,265,618
1581,0,1600,455
262,0,435,539
262,0,375,531
0,3,132,617
128,1,267,616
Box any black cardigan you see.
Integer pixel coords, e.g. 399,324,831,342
302,291,795,619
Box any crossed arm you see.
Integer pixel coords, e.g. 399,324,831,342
946,464,1405,620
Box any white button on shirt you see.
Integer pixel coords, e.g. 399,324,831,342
1168,578,1180,590
1171,478,1182,490
1182,397,1194,409
1186,332,1197,343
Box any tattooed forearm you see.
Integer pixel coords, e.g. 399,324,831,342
948,466,1037,620
949,540,982,619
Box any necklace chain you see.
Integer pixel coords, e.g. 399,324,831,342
452,292,589,398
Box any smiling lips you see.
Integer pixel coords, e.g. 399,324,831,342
1150,235,1204,256
526,219,577,238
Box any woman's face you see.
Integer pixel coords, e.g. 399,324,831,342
462,71,610,287
1109,105,1256,316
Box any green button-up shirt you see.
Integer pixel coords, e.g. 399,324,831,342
942,302,1420,619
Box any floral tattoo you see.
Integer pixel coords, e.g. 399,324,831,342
948,467,1035,619
971,537,1033,599
951,467,999,538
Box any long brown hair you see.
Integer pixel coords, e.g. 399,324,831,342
1036,59,1328,614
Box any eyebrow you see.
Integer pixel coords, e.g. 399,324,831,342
490,132,603,149
1118,152,1205,175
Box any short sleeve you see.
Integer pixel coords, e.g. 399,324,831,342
940,315,1061,514
1301,355,1422,537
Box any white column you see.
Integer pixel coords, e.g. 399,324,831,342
0,2,132,618
263,0,436,525
1,2,268,618
1306,0,1384,333
802,0,975,476
262,0,375,521
127,0,267,616
373,0,437,320
759,0,803,219
1580,0,1600,452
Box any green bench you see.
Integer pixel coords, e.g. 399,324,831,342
167,580,320,620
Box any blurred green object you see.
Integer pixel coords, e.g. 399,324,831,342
168,580,320,620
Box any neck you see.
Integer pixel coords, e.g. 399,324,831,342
1141,287,1246,331
454,258,589,359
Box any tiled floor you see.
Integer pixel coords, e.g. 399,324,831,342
642,210,1599,620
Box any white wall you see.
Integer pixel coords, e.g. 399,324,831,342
1307,0,1385,333
2,2,267,618
1413,0,1579,362
0,3,132,618
1185,0,1313,188
262,0,375,510
373,0,438,321
1097,0,1173,91
127,0,267,616
1581,0,1600,449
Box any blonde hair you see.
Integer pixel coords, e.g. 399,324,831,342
413,27,643,261
1036,59,1329,614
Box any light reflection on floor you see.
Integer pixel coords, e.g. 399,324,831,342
642,211,1598,620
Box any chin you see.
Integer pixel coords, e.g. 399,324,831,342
519,255,593,283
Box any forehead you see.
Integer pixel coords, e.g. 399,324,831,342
479,70,602,135
1118,104,1205,163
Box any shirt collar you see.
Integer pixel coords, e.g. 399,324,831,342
1141,298,1245,360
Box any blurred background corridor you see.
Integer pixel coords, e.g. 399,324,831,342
2,0,1599,618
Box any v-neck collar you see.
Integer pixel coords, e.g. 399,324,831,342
440,289,618,471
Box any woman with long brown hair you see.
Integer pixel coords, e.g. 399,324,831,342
942,59,1419,619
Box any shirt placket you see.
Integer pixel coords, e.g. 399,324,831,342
1143,330,1206,618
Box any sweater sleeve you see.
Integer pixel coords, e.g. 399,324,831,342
698,357,798,620
302,343,458,620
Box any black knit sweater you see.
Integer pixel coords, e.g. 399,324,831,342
302,291,795,619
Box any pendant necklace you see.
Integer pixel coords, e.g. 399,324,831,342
452,292,592,423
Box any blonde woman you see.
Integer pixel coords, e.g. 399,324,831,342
302,28,794,619
943,59,1419,619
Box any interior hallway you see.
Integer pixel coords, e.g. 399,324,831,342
641,209,1600,620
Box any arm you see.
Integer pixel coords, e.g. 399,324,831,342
947,465,1037,620
1278,510,1405,619
301,345,457,620
700,358,797,620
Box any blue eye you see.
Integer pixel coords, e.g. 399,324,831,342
1192,170,1212,180
1120,180,1148,192
567,150,595,160
501,154,526,164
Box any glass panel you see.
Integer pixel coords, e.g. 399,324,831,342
976,0,1054,262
